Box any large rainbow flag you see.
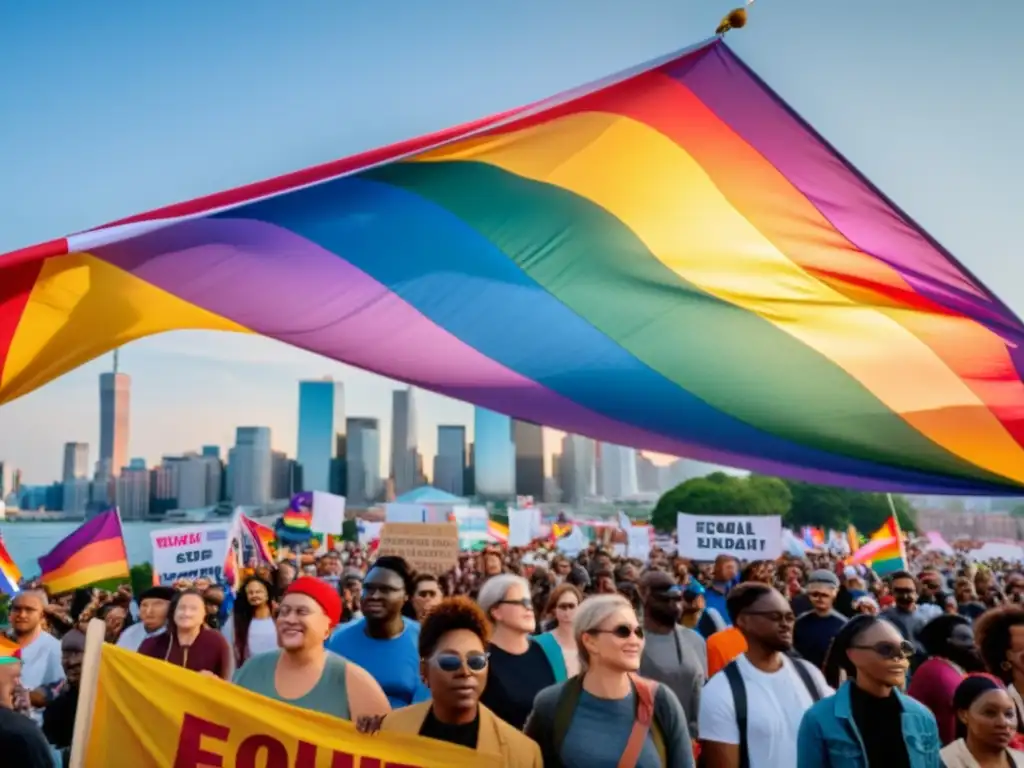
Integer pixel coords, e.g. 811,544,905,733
38,509,130,593
3,38,1024,494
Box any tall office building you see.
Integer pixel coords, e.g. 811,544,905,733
599,442,639,499
559,434,596,505
390,388,419,496
115,465,151,520
62,442,90,514
271,452,300,500
297,379,346,494
169,453,223,510
513,420,545,500
434,425,466,496
0,461,13,503
229,427,273,506
347,417,381,507
473,407,515,498
99,351,130,478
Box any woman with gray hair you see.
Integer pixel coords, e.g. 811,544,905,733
478,574,558,729
525,594,693,768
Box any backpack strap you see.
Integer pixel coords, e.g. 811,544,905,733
789,658,822,703
723,661,749,768
618,674,657,768
552,675,584,756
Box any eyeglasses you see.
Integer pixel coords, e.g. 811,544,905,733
744,610,796,624
363,584,402,596
655,587,684,601
431,652,490,673
850,640,914,660
497,598,534,611
589,624,645,640
555,603,578,611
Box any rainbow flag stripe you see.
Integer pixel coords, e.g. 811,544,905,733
38,509,130,593
0,635,20,665
2,39,1024,494
0,535,21,596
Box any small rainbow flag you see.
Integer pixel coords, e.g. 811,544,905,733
38,509,129,593
487,520,509,545
0,635,20,665
241,513,276,563
846,516,906,576
0,534,21,596
282,509,311,530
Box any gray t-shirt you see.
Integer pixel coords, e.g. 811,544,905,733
232,650,351,720
561,689,661,768
640,627,705,737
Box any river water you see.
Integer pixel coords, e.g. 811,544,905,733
5,522,169,576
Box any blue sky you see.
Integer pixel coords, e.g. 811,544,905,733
0,1,1021,485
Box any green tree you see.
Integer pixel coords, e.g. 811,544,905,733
783,480,916,535
651,474,791,532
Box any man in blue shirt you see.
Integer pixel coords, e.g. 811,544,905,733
326,556,430,708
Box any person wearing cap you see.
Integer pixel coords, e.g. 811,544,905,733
793,570,847,671
233,576,390,722
0,644,54,768
117,586,174,652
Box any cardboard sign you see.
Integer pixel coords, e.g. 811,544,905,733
150,524,231,585
377,522,459,574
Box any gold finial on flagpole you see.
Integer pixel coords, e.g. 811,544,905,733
716,0,754,36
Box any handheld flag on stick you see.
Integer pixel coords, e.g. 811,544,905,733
38,509,129,593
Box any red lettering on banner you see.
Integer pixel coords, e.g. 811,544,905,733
173,713,229,768
237,734,289,768
329,752,355,768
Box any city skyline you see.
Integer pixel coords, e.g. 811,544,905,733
1,4,1020,490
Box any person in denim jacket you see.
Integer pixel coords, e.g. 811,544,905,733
797,615,941,768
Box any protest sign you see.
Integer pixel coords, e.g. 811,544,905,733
150,524,231,585
377,522,459,574
676,514,782,560
384,503,428,523
70,621,489,768
507,508,534,547
627,526,651,561
310,490,346,535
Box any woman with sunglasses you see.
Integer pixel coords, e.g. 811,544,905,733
535,584,583,680
477,574,558,729
940,674,1024,767
370,597,542,767
797,615,940,767
525,594,693,768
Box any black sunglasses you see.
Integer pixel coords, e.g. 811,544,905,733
497,598,534,610
590,624,645,640
432,652,490,673
851,640,914,660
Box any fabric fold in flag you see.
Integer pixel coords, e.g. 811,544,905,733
3,37,1024,495
846,516,907,576
38,509,130,593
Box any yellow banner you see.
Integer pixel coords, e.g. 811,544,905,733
83,645,489,767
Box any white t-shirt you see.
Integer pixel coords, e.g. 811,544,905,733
18,631,65,724
698,654,833,768
223,615,279,660
116,622,165,653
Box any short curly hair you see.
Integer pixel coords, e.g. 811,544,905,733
975,605,1024,683
418,596,492,659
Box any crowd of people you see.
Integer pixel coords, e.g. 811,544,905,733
4,536,1024,766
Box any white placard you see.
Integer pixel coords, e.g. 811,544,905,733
508,508,534,547
357,520,383,545
676,514,782,561
150,523,232,585
384,503,428,523
311,491,346,534
452,506,489,550
627,525,651,561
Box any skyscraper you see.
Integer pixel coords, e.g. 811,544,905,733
229,427,273,506
115,465,151,520
297,379,346,494
434,425,466,495
62,442,90,515
347,417,381,507
0,461,15,503
99,350,130,478
599,442,639,499
390,388,419,496
513,420,545,500
473,407,515,498
560,434,597,505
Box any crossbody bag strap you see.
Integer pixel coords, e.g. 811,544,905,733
618,674,657,768
724,661,749,768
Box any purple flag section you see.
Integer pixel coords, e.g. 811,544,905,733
38,509,123,574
